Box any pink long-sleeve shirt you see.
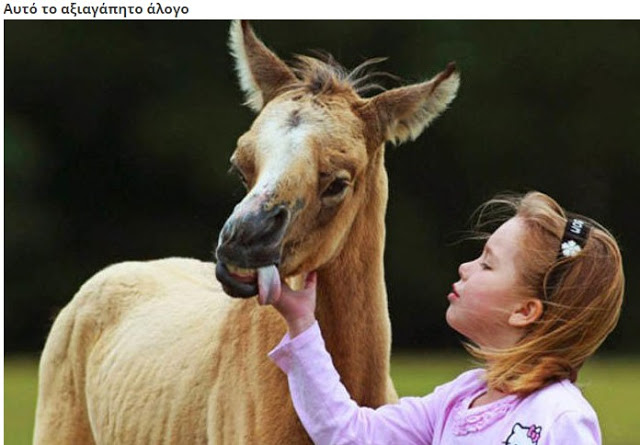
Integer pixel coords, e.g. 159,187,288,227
268,322,601,445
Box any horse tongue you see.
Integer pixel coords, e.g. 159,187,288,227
257,265,281,305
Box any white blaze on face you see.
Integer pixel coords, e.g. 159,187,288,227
252,106,315,199
227,103,315,227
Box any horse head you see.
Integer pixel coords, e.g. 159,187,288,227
215,21,460,299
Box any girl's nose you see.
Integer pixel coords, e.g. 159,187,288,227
458,261,472,280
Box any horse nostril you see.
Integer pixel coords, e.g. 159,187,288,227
271,204,289,227
217,203,291,262
256,204,290,244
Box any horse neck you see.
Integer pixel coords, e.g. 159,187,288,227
315,147,391,406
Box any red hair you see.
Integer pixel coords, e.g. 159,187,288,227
467,191,624,396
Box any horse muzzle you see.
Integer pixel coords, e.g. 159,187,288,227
214,202,290,298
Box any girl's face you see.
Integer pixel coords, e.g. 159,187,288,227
446,217,527,349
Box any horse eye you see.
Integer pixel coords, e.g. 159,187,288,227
323,178,349,197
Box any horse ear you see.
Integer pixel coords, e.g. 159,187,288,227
364,62,460,146
229,20,297,112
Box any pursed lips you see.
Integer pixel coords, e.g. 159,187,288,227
448,283,461,301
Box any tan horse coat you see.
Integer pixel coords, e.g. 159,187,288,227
33,21,459,444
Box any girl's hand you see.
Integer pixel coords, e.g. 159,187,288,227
261,271,318,338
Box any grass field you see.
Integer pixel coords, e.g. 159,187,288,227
5,354,640,444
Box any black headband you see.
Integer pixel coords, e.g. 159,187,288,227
560,218,590,258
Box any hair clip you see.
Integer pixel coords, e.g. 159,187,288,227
560,218,590,258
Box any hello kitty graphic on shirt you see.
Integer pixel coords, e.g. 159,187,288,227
504,422,542,444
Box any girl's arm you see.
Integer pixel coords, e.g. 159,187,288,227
269,321,435,444
262,273,436,445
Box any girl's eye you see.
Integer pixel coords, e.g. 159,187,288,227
480,262,491,270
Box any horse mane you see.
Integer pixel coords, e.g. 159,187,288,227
287,52,400,98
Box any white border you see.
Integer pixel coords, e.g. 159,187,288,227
1,0,639,20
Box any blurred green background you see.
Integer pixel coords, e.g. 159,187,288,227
5,356,640,444
4,20,640,442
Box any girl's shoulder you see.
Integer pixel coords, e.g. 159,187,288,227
509,380,601,443
521,379,597,418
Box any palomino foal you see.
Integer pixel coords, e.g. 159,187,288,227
34,21,459,444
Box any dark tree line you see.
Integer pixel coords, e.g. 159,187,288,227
5,20,639,353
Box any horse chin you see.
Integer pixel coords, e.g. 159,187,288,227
215,262,259,298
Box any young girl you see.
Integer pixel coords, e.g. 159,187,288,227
262,191,624,445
